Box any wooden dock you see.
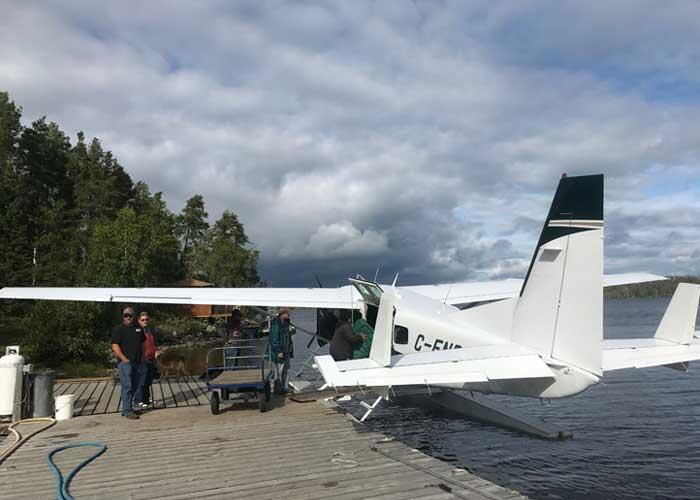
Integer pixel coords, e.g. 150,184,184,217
1,396,528,499
53,377,210,416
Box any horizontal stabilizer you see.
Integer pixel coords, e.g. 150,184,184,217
603,338,700,371
654,283,700,344
603,284,700,372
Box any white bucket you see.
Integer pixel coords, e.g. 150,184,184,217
55,394,75,421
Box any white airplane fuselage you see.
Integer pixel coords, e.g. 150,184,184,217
385,288,600,399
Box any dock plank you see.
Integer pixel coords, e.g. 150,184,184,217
151,378,167,409
183,376,205,404
173,378,199,406
92,381,119,415
3,399,528,500
54,381,78,397
81,381,110,415
190,376,210,402
73,381,100,416
159,377,178,407
69,382,95,415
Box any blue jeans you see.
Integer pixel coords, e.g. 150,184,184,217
224,347,238,368
275,358,290,393
138,361,155,404
118,361,142,416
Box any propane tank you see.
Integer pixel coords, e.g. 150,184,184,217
0,346,24,422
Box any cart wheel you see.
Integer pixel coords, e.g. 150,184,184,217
210,391,220,415
264,379,271,402
258,391,267,413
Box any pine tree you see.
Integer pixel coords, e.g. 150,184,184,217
0,93,27,287
199,210,260,287
176,194,209,276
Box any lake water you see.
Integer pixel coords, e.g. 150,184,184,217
290,298,700,500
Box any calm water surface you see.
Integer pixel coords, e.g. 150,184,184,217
291,298,700,500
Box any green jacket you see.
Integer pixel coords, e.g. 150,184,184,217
269,316,294,362
352,318,374,359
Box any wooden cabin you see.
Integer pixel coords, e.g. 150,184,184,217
168,278,233,318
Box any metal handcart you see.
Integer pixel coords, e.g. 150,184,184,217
205,336,273,414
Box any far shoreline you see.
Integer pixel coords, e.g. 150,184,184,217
605,275,700,299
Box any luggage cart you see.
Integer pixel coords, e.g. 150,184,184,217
205,337,273,414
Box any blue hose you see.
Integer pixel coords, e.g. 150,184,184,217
46,442,107,500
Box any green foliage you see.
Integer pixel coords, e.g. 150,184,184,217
21,301,112,368
84,204,180,287
196,210,260,286
0,318,25,355
152,312,208,342
67,132,134,262
176,194,209,276
55,362,114,379
34,201,82,285
0,91,22,168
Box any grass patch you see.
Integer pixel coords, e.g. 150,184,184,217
55,361,113,379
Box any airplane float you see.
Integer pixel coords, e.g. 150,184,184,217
2,174,699,436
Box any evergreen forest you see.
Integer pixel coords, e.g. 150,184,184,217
0,91,259,372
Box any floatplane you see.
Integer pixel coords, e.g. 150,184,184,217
2,174,699,437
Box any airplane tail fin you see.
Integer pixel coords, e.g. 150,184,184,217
654,283,700,344
511,174,604,375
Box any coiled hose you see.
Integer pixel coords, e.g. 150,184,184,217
0,417,56,465
47,442,107,500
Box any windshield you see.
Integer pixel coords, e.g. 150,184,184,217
349,278,383,306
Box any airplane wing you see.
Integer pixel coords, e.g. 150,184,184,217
404,273,667,307
315,344,554,388
603,283,700,372
0,273,666,310
0,286,361,309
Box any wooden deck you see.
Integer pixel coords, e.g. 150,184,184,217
1,399,528,499
54,377,210,416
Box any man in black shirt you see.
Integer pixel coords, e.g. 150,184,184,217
111,306,144,419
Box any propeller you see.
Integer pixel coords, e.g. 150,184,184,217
313,275,337,347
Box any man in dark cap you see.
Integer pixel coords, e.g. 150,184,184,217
111,306,144,419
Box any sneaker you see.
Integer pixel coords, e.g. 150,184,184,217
133,409,142,415
125,413,140,420
138,402,150,410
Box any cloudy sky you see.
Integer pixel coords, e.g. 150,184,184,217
1,1,699,286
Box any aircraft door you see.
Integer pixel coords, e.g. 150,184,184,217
348,278,383,307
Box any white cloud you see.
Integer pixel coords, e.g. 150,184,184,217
298,221,389,260
1,1,698,284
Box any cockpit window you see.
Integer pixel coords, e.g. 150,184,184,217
394,325,408,345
